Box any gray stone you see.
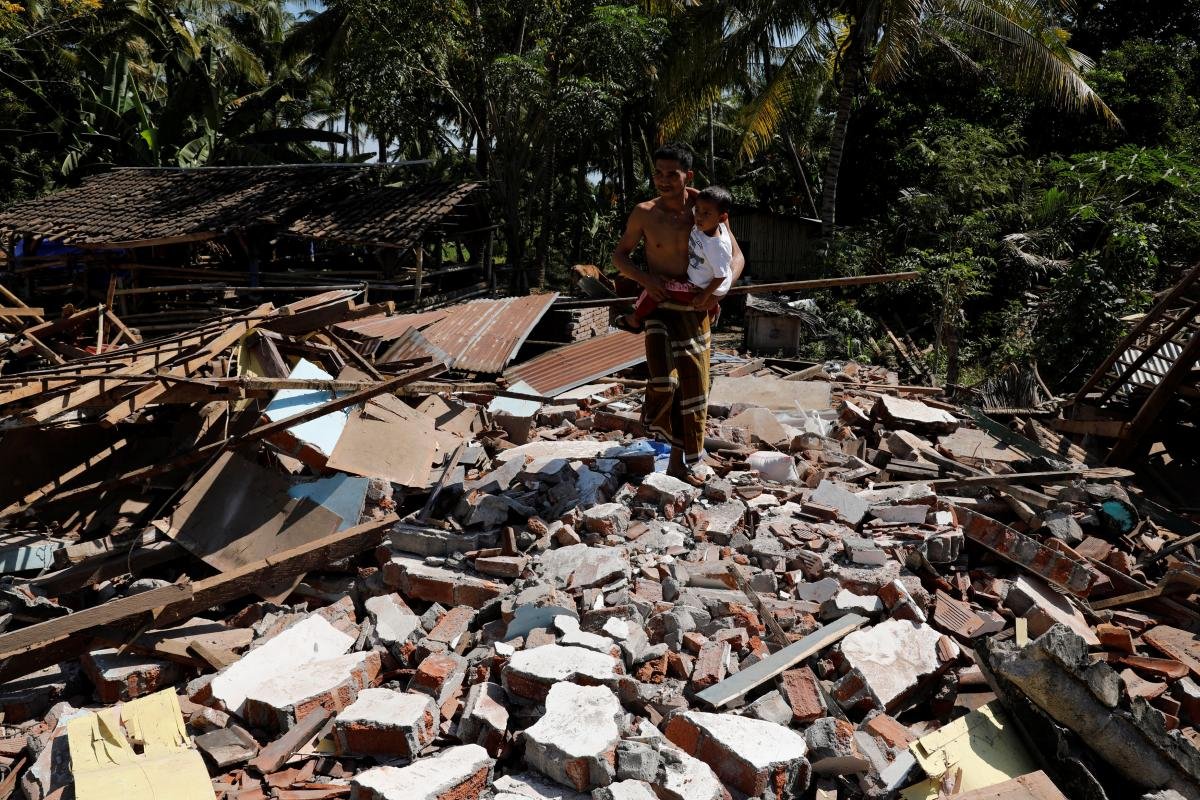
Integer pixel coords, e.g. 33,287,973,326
616,740,661,783
1041,510,1084,546
583,503,632,537
744,690,794,725
507,604,579,642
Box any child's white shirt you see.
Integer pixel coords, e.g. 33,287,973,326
687,223,734,297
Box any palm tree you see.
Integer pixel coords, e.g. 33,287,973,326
655,0,1119,235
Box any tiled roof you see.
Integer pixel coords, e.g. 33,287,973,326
0,167,481,249
288,182,482,251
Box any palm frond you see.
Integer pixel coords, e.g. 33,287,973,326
872,0,929,85
940,0,1120,127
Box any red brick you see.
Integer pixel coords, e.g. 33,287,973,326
779,667,825,724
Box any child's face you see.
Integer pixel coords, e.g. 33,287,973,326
693,199,727,233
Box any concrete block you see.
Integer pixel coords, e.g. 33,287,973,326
365,593,422,654
810,481,868,526
656,744,730,800
242,649,381,731
351,743,494,800
334,688,437,756
583,503,632,537
616,740,661,783
840,619,956,710
210,615,354,717
81,649,181,703
524,683,622,791
664,711,809,798
804,717,868,775
383,554,505,607
502,644,621,703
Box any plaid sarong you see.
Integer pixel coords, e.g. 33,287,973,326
641,304,711,466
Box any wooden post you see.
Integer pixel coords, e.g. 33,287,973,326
484,230,495,293
413,244,424,303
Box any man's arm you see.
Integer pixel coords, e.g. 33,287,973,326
612,207,667,301
726,224,746,284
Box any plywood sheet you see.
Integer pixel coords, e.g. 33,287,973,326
709,376,832,412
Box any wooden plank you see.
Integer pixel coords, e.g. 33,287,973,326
0,438,131,515
552,271,922,308
872,467,1134,490
0,516,395,683
0,307,44,317
250,709,332,774
694,614,868,707
188,640,240,670
955,771,1067,800
0,579,192,661
99,303,273,426
1047,417,1126,438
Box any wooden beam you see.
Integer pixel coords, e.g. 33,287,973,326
0,307,45,317
0,515,396,682
0,579,192,662
552,271,921,309
98,303,273,426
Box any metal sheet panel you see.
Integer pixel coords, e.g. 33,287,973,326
504,330,645,397
335,309,449,341
378,293,557,374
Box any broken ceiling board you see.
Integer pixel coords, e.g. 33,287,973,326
326,405,437,489
709,376,832,412
0,535,63,574
873,394,959,433
694,614,868,708
288,474,370,532
263,359,349,458
902,702,1039,800
937,428,1025,465
166,451,342,599
493,439,624,465
487,380,543,419
1143,625,1200,679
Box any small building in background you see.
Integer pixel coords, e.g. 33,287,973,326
744,295,818,355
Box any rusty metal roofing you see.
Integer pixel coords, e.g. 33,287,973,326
0,168,479,249
334,308,449,341
288,182,482,251
504,330,645,397
377,293,558,374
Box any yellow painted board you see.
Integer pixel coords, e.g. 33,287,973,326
68,689,213,800
901,701,1038,800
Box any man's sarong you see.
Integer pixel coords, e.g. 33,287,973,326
641,304,711,466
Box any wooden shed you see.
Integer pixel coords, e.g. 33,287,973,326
731,207,822,282
744,295,818,355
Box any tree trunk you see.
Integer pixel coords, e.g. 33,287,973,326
820,70,857,237
707,103,715,176
619,110,635,218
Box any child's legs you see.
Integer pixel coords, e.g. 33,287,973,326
664,279,701,305
631,290,659,321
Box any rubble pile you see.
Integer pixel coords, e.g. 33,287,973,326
0,293,1196,800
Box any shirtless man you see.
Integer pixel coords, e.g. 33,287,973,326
612,143,745,480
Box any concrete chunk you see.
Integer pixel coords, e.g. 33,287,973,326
583,503,632,537
351,743,494,800
664,711,809,798
383,554,505,607
524,683,622,791
334,688,437,756
210,615,354,716
242,649,381,731
839,619,955,710
810,481,868,525
81,649,181,703
502,644,621,703
457,681,509,755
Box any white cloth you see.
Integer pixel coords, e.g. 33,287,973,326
687,223,734,297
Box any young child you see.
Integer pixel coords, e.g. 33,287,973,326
616,185,734,331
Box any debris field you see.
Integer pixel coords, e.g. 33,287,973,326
0,289,1196,800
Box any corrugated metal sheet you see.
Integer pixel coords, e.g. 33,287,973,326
1116,341,1183,394
335,308,449,340
378,293,558,374
504,330,645,397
